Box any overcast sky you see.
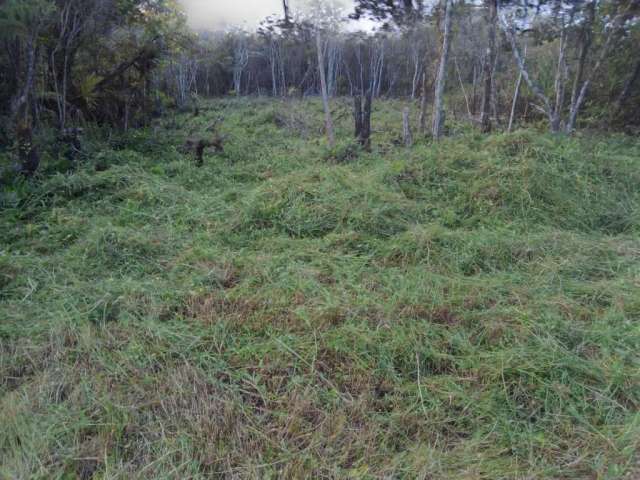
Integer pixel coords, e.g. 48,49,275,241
179,0,355,30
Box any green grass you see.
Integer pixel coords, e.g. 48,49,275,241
1,98,640,479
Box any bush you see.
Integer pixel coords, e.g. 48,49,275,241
323,139,361,163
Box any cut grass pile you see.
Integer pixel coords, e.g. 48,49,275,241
1,98,640,478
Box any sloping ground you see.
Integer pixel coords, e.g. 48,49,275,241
1,99,639,479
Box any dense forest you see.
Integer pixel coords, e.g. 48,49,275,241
1,0,640,478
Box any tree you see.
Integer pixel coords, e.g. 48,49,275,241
0,0,54,123
432,0,453,140
500,0,640,133
342,33,382,149
480,0,498,132
232,34,249,95
316,28,336,146
507,44,525,131
613,55,640,118
352,0,455,140
0,0,194,177
565,0,640,132
0,0,55,176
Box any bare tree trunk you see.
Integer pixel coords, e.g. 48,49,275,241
377,49,385,98
279,44,286,96
501,15,555,131
472,63,478,115
480,0,497,133
403,106,413,147
354,95,362,140
354,90,372,150
432,0,453,140
565,15,624,133
327,40,341,97
614,56,640,117
386,69,399,96
344,57,354,96
565,1,635,133
270,40,278,97
491,47,501,126
61,48,69,129
454,56,472,120
370,42,385,98
233,40,248,95
411,47,421,99
11,35,38,122
16,120,40,176
363,92,372,149
552,23,568,133
508,45,526,132
316,30,335,147
60,5,78,130
569,1,595,123
12,31,41,177
419,71,429,134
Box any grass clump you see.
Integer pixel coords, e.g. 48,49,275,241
1,99,639,479
239,167,420,239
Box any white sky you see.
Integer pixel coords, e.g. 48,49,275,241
179,0,355,30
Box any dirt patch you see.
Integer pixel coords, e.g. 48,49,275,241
183,293,261,323
397,304,461,326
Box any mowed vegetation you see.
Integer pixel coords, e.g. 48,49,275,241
1,98,640,479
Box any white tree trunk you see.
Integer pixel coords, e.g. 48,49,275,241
552,24,569,133
403,106,413,147
500,14,555,131
565,10,623,133
432,0,453,140
480,0,497,133
508,45,526,132
316,30,335,147
454,56,472,120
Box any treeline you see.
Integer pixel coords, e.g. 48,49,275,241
210,0,640,137
1,0,639,177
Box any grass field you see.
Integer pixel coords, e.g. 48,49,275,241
1,98,640,479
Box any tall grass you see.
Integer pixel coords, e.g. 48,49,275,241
1,98,639,479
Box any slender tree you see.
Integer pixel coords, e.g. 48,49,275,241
508,44,525,132
432,0,453,140
316,28,335,147
480,0,498,133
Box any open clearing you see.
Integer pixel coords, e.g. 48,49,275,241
1,99,640,478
